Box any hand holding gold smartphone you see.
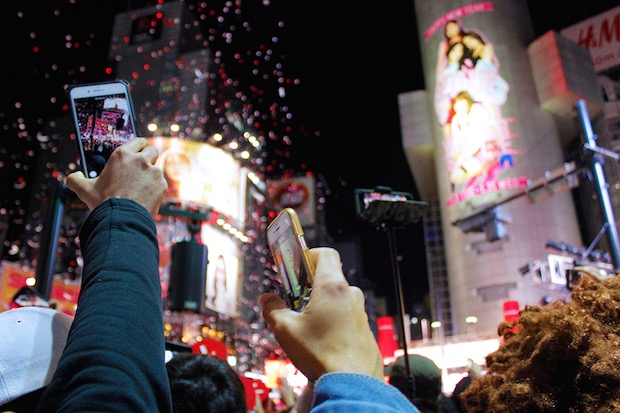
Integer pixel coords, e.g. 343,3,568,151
266,208,315,311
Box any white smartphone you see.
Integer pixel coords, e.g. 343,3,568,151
68,80,138,178
266,208,315,311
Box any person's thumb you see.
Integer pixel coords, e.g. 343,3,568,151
259,293,289,328
66,172,94,204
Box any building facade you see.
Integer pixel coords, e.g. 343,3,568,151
408,0,586,335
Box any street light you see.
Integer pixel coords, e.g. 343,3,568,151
465,316,478,336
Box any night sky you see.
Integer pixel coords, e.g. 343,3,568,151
1,0,618,316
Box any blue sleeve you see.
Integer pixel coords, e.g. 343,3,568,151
312,372,421,413
37,198,172,413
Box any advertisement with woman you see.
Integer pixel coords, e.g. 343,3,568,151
433,15,525,207
149,137,244,222
201,224,241,316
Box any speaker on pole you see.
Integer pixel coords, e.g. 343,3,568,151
168,238,208,313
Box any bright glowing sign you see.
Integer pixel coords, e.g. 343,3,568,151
432,14,528,206
561,6,620,73
201,223,240,316
424,2,494,40
149,137,243,221
269,176,316,227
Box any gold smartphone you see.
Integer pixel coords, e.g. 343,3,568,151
266,208,315,311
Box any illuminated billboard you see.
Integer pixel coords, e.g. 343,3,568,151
268,176,316,227
431,8,528,207
148,137,244,222
561,6,620,74
201,223,241,316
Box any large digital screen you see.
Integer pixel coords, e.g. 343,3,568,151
149,137,244,222
201,223,241,316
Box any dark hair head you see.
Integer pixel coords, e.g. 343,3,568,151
463,31,486,45
0,387,46,412
444,20,465,40
166,353,247,413
388,354,442,412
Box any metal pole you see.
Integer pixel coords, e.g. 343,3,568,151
386,226,415,399
575,99,620,269
35,180,66,299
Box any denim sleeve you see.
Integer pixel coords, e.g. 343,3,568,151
312,372,421,413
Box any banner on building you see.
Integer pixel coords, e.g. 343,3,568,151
429,4,528,208
561,6,620,74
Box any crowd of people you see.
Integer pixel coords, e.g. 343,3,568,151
0,138,420,413
1,137,620,413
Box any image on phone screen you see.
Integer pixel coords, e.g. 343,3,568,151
270,228,311,311
73,92,136,178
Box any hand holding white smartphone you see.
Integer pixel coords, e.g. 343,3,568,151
266,208,315,311
68,80,138,178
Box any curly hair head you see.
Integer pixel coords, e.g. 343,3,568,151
461,274,620,413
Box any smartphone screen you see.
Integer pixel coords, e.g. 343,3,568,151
68,80,137,178
354,188,414,217
266,208,314,311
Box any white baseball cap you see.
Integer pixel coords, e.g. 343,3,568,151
0,306,73,405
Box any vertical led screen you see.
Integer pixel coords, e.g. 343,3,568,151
429,3,528,210
201,223,241,316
